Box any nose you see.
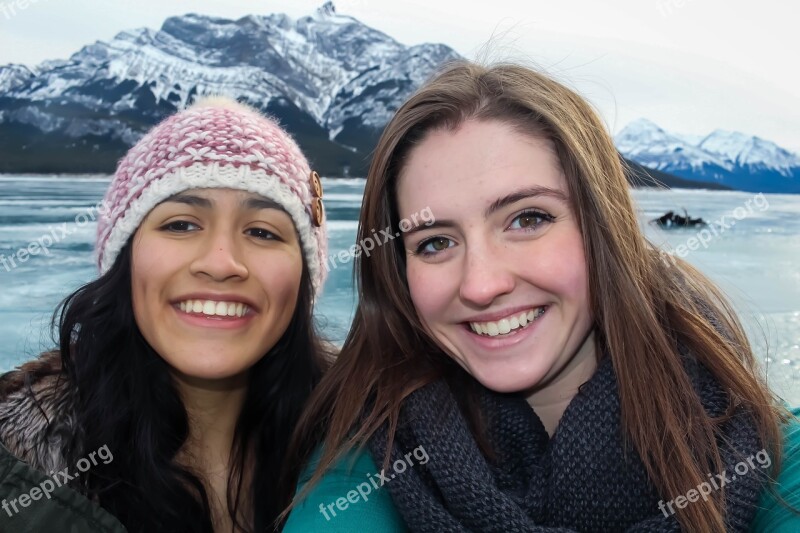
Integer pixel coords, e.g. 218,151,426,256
458,240,515,307
189,228,249,282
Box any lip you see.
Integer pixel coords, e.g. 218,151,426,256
173,306,256,330
462,306,547,349
463,304,546,324
171,292,260,312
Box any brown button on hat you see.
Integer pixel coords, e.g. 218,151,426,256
309,170,324,226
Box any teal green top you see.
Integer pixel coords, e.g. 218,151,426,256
283,446,407,532
284,408,800,532
750,406,800,532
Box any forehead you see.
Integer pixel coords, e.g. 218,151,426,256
158,189,285,212
396,120,566,216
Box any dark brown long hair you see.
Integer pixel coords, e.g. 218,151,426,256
283,61,789,531
53,239,331,533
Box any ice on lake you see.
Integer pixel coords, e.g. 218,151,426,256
1,176,797,404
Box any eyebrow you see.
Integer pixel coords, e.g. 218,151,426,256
402,185,568,236
402,219,458,236
161,193,286,213
484,185,568,218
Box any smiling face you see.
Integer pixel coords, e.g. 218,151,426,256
398,119,596,396
130,188,303,384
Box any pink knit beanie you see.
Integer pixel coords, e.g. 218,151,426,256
96,97,327,295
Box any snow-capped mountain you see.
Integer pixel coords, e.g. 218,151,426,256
697,130,800,178
616,119,800,193
0,64,36,94
3,3,787,192
0,2,460,174
616,119,733,178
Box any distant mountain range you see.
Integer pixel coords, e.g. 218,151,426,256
616,119,800,193
0,2,792,193
0,2,458,176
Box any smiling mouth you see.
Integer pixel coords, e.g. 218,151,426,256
467,306,547,337
177,299,251,319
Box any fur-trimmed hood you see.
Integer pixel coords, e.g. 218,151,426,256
0,350,78,475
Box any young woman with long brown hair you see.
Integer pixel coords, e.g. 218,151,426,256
281,62,800,532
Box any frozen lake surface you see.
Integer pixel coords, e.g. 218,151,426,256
1,176,797,404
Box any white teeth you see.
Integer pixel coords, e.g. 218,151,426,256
469,307,546,337
177,299,250,318
497,319,511,335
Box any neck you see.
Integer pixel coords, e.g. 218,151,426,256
171,372,252,532
525,329,597,437
173,371,249,469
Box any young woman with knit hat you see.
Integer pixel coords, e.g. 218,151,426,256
0,97,329,532
282,62,800,532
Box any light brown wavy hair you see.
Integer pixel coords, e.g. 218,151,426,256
281,61,790,532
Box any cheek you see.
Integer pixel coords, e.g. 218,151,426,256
130,237,170,318
406,262,451,324
130,233,193,339
256,255,303,309
534,233,590,313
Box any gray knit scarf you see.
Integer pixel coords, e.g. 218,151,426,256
369,356,765,532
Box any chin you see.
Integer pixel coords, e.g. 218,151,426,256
180,365,248,381
469,366,549,394
165,349,256,382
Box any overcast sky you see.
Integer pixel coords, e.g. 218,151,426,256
1,0,798,151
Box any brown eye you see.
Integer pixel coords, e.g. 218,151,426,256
431,238,450,250
246,228,279,241
416,236,454,256
509,210,554,231
518,214,541,227
161,221,199,232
